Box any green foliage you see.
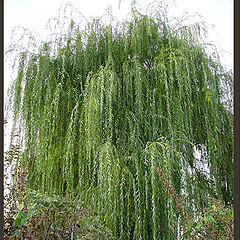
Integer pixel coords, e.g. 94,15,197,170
4,165,115,239
8,2,233,239
182,198,234,239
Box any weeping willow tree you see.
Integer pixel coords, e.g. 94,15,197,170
9,3,233,239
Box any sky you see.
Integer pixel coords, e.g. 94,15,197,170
4,0,233,90
4,0,233,146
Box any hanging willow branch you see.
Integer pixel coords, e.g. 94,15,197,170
8,3,233,239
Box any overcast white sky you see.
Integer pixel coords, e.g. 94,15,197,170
4,0,233,88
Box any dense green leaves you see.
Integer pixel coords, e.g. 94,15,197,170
10,5,233,239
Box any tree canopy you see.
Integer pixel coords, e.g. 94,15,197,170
9,3,233,239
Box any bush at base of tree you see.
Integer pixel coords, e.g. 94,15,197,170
182,197,233,240
4,160,115,239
